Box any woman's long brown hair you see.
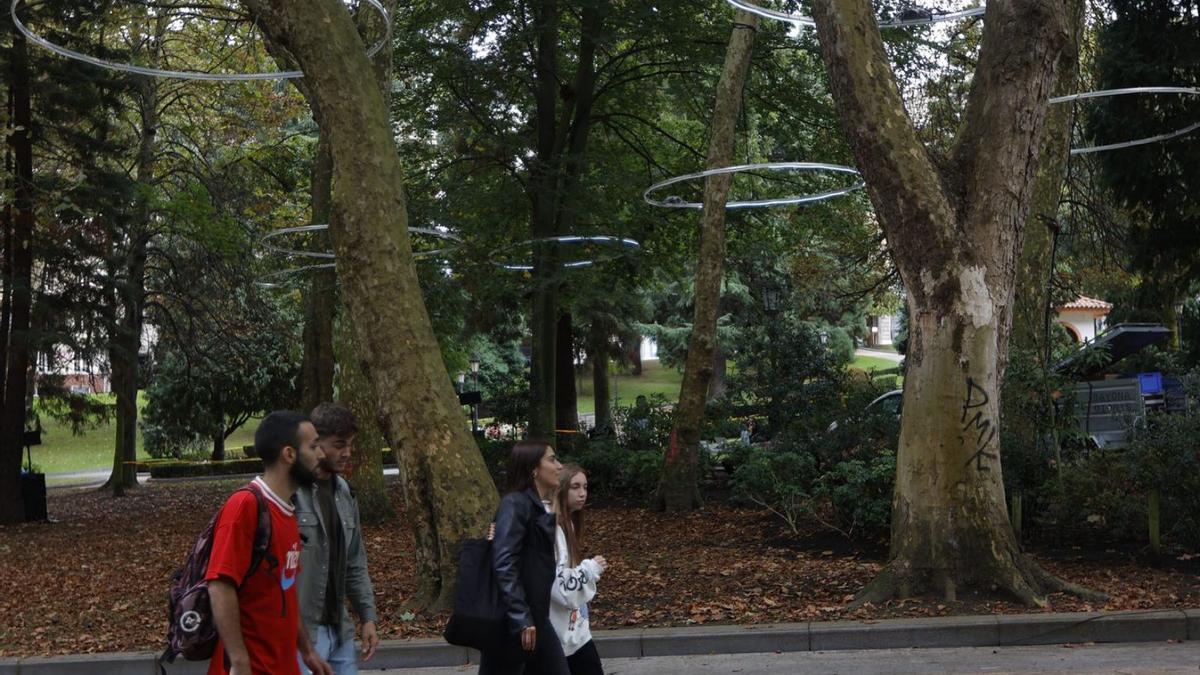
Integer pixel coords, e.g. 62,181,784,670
553,464,586,566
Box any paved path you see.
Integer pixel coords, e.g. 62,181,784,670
364,641,1200,674
855,347,904,363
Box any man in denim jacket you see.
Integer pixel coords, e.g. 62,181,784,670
295,403,380,674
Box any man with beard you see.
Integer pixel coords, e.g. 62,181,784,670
208,410,332,675
294,403,380,674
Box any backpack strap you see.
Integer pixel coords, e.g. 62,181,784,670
237,485,277,586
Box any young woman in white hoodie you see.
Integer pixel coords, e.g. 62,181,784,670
550,464,607,675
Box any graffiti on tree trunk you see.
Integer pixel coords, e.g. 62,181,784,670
961,377,997,471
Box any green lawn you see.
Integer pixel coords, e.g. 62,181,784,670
574,360,683,414
30,393,262,475
849,354,902,373
35,356,900,473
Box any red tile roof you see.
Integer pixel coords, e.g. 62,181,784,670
1057,295,1112,311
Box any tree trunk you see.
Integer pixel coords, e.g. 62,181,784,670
555,312,578,449
812,0,1102,605
299,136,337,411
246,0,498,611
0,24,35,523
333,0,397,525
104,15,166,496
657,12,758,513
590,319,612,434
1012,0,1084,359
336,314,395,524
211,429,226,463
709,345,727,402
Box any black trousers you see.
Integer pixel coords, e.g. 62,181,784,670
566,639,603,675
478,620,569,675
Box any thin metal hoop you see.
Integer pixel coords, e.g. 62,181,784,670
643,162,863,210
254,263,336,289
261,223,463,260
490,235,641,272
724,0,985,28
11,0,393,81
1049,86,1200,155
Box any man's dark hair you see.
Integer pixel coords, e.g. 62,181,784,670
311,402,359,439
255,410,310,465
505,439,552,494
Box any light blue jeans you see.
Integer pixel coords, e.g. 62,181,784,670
299,624,358,675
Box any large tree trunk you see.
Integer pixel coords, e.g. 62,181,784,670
657,12,758,512
527,0,605,441
526,0,562,441
555,311,578,448
329,0,397,526
1012,0,1084,358
590,320,612,434
336,317,395,524
811,0,1102,605
246,0,498,611
0,24,35,523
299,136,337,411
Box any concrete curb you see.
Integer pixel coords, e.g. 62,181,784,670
1,609,1195,673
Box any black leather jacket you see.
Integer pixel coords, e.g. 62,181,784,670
491,488,557,634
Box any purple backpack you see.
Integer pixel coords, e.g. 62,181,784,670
158,486,277,671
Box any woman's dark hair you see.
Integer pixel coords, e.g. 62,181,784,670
506,439,551,494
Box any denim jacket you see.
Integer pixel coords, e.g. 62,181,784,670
294,476,378,643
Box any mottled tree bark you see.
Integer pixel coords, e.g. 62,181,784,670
299,137,337,412
246,0,498,610
657,12,758,512
336,318,395,524
812,0,1102,605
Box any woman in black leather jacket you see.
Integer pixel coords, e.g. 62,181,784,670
481,439,567,675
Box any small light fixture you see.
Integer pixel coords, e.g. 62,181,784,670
469,356,481,374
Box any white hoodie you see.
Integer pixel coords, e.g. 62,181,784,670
549,524,603,656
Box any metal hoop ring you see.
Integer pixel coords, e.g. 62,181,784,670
643,162,864,210
1049,86,1200,155
490,235,641,272
11,0,393,81
261,223,463,260
724,0,985,28
254,263,336,289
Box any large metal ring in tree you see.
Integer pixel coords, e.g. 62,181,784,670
1050,86,1200,155
723,0,985,28
490,235,642,272
11,0,392,81
643,161,864,210
261,223,464,261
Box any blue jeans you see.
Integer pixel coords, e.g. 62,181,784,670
299,624,358,675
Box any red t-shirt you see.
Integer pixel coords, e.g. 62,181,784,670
206,478,302,675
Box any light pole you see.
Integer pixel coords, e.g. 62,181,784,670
469,355,481,435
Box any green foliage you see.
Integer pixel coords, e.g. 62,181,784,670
729,384,899,541
731,445,818,534
1091,0,1200,293
142,298,299,459
1127,409,1200,549
816,451,896,541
